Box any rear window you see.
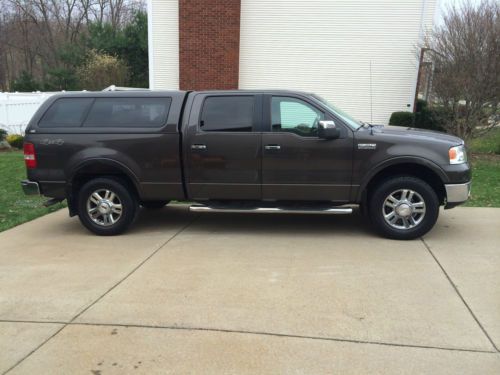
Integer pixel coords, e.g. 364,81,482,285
39,98,93,128
83,97,171,128
200,96,254,132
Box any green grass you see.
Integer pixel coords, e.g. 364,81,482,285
465,127,500,207
465,155,500,207
0,151,65,232
468,127,500,154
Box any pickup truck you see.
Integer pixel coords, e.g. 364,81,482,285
21,90,471,239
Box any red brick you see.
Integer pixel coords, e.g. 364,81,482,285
179,0,241,90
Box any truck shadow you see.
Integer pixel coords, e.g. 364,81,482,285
131,204,374,237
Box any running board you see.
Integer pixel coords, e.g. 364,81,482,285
189,204,353,215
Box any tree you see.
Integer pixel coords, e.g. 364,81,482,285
429,0,499,139
76,49,129,90
10,70,41,91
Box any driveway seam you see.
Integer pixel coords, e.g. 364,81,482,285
2,215,198,375
420,237,499,353
0,319,497,355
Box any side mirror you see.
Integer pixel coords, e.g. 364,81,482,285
318,120,340,139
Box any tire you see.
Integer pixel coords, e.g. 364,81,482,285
369,176,439,240
77,177,138,236
141,200,170,209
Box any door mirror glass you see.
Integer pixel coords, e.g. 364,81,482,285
318,120,340,139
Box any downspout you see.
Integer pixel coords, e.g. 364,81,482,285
147,0,155,89
412,0,429,114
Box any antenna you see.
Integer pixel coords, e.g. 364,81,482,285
369,60,373,124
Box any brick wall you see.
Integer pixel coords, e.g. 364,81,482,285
179,0,241,90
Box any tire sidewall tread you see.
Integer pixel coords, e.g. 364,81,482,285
77,177,138,236
369,176,439,240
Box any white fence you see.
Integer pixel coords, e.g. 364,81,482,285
0,92,58,134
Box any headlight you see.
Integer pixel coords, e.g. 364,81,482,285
449,145,467,164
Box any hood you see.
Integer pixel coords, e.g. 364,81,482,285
370,125,463,145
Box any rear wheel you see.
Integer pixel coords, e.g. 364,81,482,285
141,200,170,209
77,177,138,235
369,176,439,240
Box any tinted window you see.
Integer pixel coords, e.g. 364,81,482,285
200,96,254,132
271,97,324,137
39,98,93,128
84,98,171,127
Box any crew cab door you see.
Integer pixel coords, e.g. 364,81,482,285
184,93,263,200
262,94,353,202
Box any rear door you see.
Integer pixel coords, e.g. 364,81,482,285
262,94,353,202
184,93,263,200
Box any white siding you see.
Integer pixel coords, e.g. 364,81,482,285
148,0,179,89
239,0,437,124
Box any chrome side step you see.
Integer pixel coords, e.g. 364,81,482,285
189,204,353,215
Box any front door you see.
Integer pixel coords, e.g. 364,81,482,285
185,94,262,200
262,95,353,202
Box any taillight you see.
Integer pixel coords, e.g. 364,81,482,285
23,142,37,169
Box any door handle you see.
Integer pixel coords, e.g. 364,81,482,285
265,145,281,150
191,144,207,150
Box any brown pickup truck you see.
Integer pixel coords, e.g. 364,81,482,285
21,90,471,239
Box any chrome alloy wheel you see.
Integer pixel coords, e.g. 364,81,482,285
86,189,123,226
382,189,426,230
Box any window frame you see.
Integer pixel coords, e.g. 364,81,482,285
82,97,172,129
33,95,178,134
269,96,326,137
262,93,349,139
38,98,94,128
198,94,261,133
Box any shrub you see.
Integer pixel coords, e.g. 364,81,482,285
414,104,447,132
389,111,415,127
6,134,24,149
77,49,130,90
0,129,7,141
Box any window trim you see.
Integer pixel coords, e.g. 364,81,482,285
198,94,258,133
38,97,94,128
268,95,326,137
82,97,172,128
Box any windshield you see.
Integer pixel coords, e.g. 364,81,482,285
310,94,362,130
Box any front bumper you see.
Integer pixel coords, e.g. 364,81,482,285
445,181,471,206
21,180,40,195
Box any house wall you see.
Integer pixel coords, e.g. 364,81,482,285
239,0,437,124
179,0,241,90
148,0,179,90
149,0,437,124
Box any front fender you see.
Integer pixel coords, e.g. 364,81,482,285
356,156,448,202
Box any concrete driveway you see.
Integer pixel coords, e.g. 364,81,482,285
0,205,499,374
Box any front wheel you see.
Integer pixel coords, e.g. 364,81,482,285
369,176,439,240
77,177,138,236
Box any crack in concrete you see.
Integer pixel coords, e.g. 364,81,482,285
2,216,198,375
420,237,499,353
1,318,497,356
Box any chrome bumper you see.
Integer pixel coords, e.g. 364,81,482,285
445,181,471,203
21,180,40,195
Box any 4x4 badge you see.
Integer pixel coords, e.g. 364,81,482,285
358,143,377,150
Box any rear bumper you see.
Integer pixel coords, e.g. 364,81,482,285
445,181,471,207
21,180,40,195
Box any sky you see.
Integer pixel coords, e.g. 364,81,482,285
435,0,485,24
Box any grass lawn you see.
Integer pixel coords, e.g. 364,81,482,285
465,128,500,207
0,151,65,232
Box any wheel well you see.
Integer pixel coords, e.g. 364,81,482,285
68,163,139,215
363,163,446,205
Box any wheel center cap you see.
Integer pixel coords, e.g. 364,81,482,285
98,201,111,214
396,203,412,217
